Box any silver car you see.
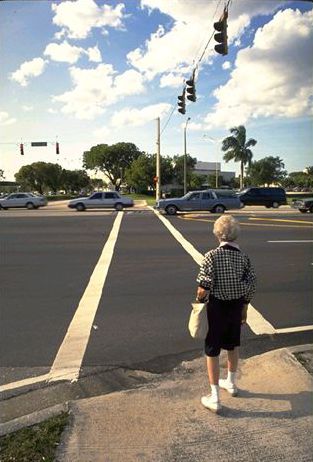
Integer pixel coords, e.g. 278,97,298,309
156,189,243,215
0,192,48,210
68,191,134,211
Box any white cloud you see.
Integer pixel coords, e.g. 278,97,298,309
160,72,184,88
93,126,111,138
86,45,102,63
110,103,171,127
22,105,34,112
222,61,231,70
44,41,84,64
0,111,16,126
51,0,125,39
204,8,313,129
127,0,288,83
188,122,204,131
10,57,47,86
52,64,145,120
44,41,102,64
48,108,58,114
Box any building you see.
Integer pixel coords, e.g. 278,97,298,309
193,161,235,183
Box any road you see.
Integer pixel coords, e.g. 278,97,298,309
0,203,312,396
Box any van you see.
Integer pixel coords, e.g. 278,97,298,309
237,187,287,208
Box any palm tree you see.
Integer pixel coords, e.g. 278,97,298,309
221,125,257,190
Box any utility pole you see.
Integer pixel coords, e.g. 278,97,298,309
184,117,191,195
156,117,161,201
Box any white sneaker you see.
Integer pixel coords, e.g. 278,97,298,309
201,395,221,413
219,379,238,397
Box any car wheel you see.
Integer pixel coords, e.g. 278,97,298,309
213,205,225,214
299,209,308,213
272,202,279,208
76,203,85,212
26,202,35,210
165,205,178,215
115,203,124,211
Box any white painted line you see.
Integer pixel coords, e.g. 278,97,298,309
150,207,275,336
0,373,50,393
149,208,203,265
48,212,123,383
268,240,313,243
275,325,313,334
246,305,275,335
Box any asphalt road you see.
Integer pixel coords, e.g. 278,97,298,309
0,206,312,392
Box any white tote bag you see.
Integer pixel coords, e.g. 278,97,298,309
188,302,208,339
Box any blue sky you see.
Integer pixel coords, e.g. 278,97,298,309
0,0,312,181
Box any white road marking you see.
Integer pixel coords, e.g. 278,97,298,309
0,374,50,393
150,208,274,335
48,212,123,382
268,240,313,243
275,325,313,334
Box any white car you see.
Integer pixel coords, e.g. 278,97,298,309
0,192,48,210
68,191,134,211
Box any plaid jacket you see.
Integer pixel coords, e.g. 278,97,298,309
196,244,257,302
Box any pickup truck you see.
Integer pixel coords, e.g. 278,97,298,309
155,189,243,215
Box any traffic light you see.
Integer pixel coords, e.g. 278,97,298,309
177,88,186,115
56,142,60,154
20,143,24,155
214,8,228,55
186,71,196,102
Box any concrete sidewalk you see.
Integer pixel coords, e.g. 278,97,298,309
57,347,313,462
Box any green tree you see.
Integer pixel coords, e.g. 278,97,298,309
83,142,142,191
221,125,257,189
190,173,206,189
90,178,106,191
246,156,287,186
0,169,5,180
172,154,197,189
15,162,63,194
125,153,174,193
61,169,91,194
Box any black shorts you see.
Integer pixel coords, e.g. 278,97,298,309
205,295,244,357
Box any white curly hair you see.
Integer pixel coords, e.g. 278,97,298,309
213,215,240,242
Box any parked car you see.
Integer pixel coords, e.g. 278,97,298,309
292,197,313,213
237,187,287,208
155,189,243,215
68,191,134,211
0,192,47,210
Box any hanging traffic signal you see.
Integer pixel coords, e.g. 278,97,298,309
56,142,60,154
186,71,196,102
177,88,186,115
214,8,228,55
20,143,24,155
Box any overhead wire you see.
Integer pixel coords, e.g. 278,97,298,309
160,0,226,134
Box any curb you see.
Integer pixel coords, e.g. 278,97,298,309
1,344,312,437
0,402,69,437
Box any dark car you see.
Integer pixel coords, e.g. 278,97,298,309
237,187,287,208
292,197,313,213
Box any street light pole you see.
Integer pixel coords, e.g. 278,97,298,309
184,117,191,195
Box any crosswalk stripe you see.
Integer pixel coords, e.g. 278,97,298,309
48,212,123,383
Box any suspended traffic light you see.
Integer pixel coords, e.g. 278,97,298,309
56,142,60,154
177,88,186,115
186,71,196,102
20,143,24,155
214,8,228,55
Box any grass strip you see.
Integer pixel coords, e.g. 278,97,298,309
0,412,69,462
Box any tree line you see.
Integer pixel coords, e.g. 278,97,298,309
3,127,312,195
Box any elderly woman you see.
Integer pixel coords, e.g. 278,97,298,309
196,215,256,413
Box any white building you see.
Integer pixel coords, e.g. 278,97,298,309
193,161,235,183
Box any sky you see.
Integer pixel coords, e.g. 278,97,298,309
0,0,312,181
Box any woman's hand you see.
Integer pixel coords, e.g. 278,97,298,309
196,286,208,302
241,303,249,324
